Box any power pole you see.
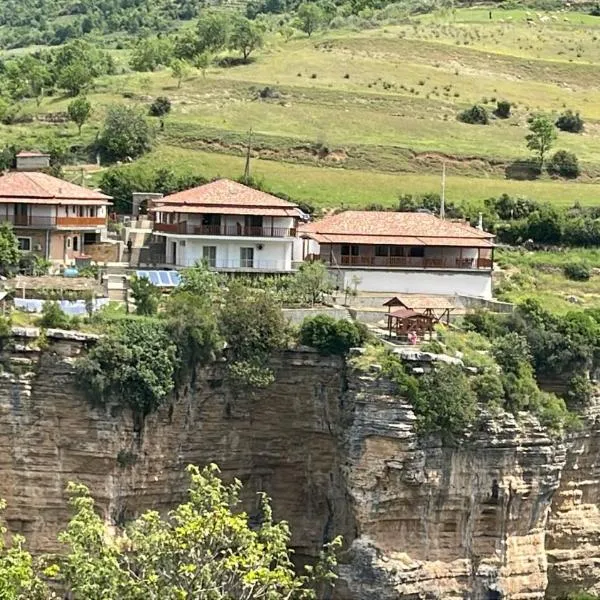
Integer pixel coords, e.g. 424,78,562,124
440,161,446,219
243,128,253,183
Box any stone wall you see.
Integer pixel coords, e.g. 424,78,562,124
0,330,599,599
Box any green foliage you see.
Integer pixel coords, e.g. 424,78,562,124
149,96,171,118
130,36,174,72
76,319,177,418
556,109,584,133
412,364,477,437
67,96,92,135
0,223,21,275
492,332,531,375
47,464,340,599
220,283,288,388
458,104,489,125
0,500,47,600
37,301,74,329
470,370,504,406
229,15,264,60
291,261,334,305
129,275,160,316
495,99,511,118
564,261,591,281
98,105,153,162
170,58,190,88
296,3,324,36
196,11,230,53
567,373,594,408
299,315,368,355
526,114,557,168
547,150,580,179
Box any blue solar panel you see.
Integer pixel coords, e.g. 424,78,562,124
135,270,182,287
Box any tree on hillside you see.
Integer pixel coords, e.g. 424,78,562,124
526,115,557,170
67,96,92,134
196,11,230,54
56,60,93,96
296,3,324,37
229,15,264,61
194,51,211,77
130,36,174,72
170,58,190,88
47,465,340,599
0,223,21,276
98,105,153,162
130,275,161,315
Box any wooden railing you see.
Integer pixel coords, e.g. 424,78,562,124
338,255,493,270
2,215,105,228
154,221,296,238
56,217,106,228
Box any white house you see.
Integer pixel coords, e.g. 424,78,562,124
299,210,495,298
150,179,302,272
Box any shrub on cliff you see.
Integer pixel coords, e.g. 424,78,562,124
0,466,341,599
130,274,161,316
75,319,177,423
299,315,368,355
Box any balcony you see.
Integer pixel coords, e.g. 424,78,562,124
2,215,106,229
336,255,493,270
153,255,292,272
154,221,296,238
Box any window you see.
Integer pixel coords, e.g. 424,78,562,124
17,237,31,251
244,215,263,235
409,247,425,258
390,246,405,257
340,244,359,256
73,236,79,252
203,246,217,268
66,237,71,249
375,245,389,257
240,247,254,268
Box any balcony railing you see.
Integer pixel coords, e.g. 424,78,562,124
1,215,106,228
154,221,296,238
153,256,292,271
336,255,493,270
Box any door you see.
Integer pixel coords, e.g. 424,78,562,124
203,246,217,268
171,241,177,265
240,247,254,268
244,215,263,236
13,203,29,226
340,244,360,265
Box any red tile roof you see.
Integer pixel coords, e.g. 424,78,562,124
16,151,50,158
300,211,494,247
154,179,300,214
0,172,111,204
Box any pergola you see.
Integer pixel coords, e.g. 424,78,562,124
383,296,453,340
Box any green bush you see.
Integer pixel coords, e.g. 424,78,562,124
470,370,504,406
458,104,489,125
555,109,584,133
130,275,160,316
299,315,368,355
564,261,591,281
149,96,171,118
75,319,177,420
37,301,73,329
495,100,511,118
547,150,580,179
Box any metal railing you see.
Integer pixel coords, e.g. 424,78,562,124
154,257,292,271
154,221,296,238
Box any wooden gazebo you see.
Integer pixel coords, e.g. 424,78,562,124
386,307,435,339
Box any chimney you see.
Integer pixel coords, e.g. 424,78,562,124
477,212,483,230
16,151,51,172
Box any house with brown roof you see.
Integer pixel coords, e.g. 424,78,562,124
0,154,112,262
150,179,303,272
299,210,495,298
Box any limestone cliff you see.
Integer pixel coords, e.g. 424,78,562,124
0,330,598,599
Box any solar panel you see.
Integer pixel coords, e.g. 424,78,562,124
158,271,171,286
135,270,181,288
169,271,181,286
148,271,161,286
136,270,150,281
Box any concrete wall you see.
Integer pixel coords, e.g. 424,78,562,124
166,237,294,271
338,269,493,299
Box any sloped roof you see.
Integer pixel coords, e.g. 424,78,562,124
152,179,300,215
0,172,111,204
300,211,494,247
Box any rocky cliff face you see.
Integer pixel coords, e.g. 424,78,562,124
0,330,598,599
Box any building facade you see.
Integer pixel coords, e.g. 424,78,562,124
150,179,302,272
299,211,495,298
0,158,112,263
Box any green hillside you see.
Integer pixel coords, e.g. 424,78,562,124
3,3,600,211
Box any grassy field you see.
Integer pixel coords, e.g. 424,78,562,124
7,5,600,210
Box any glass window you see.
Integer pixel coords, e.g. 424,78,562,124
375,245,388,257
409,247,425,258
390,246,405,257
240,247,254,268
17,237,31,251
341,244,359,256
203,246,217,268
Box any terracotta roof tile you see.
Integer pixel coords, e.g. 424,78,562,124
158,179,299,210
0,172,111,203
300,211,494,246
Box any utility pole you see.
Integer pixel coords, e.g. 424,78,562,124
243,128,253,183
440,161,446,219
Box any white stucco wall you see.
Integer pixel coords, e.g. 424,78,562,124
338,269,493,299
165,237,294,271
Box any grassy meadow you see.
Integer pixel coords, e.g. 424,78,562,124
6,5,600,211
